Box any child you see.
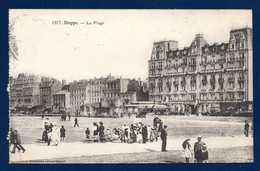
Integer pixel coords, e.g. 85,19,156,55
196,144,209,163
181,138,192,163
85,128,90,139
200,144,209,163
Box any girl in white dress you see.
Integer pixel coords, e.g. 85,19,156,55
181,138,192,163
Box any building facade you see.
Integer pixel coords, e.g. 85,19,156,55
53,84,70,110
86,77,107,104
69,80,89,111
39,77,62,108
148,28,253,114
102,78,129,108
9,73,42,108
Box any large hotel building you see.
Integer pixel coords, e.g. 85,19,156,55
148,28,253,114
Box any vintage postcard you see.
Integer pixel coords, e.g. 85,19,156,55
8,9,253,163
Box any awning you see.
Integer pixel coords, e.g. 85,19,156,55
152,104,168,109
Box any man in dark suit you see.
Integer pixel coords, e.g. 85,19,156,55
11,130,25,153
244,120,249,137
74,117,79,127
160,125,168,151
142,125,148,143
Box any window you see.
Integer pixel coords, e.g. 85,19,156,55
190,94,196,101
210,93,215,101
239,81,244,89
228,92,235,100
229,82,235,89
219,93,224,101
236,42,240,49
156,51,159,59
238,92,244,100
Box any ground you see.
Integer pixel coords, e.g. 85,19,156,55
9,114,253,163
39,146,253,164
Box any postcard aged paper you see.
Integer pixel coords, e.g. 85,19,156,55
8,9,253,163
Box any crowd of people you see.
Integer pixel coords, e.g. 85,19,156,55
84,118,163,144
9,115,252,163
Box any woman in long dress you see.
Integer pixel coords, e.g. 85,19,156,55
51,122,60,146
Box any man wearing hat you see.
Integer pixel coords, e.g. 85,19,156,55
160,125,168,151
194,136,206,163
244,120,250,137
74,117,79,127
11,130,25,153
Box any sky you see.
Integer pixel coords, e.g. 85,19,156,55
9,10,252,83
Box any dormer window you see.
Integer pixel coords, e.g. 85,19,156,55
156,51,159,59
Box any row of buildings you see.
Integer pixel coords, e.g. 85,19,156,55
148,27,253,114
9,27,253,115
9,74,149,114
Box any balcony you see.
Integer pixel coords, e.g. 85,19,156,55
202,79,207,85
166,82,172,86
181,80,186,85
218,78,224,83
210,79,216,83
238,77,245,82
190,80,196,85
228,77,235,82
173,81,179,86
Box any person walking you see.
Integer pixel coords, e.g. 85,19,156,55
74,117,79,127
8,128,14,147
11,130,25,153
194,136,206,163
244,120,250,137
160,125,168,152
181,138,193,163
60,126,66,141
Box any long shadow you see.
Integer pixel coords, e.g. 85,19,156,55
144,148,156,152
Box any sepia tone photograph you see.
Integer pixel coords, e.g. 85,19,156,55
8,9,253,163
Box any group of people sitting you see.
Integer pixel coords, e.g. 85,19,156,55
84,118,164,144
59,114,71,121
85,122,106,142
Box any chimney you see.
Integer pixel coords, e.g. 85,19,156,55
195,34,204,38
62,80,66,86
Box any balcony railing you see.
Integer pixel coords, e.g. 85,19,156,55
238,77,245,82
218,78,224,83
202,79,207,85
228,77,235,82
190,80,196,84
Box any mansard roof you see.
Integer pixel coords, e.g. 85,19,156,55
202,43,228,55
166,47,189,59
